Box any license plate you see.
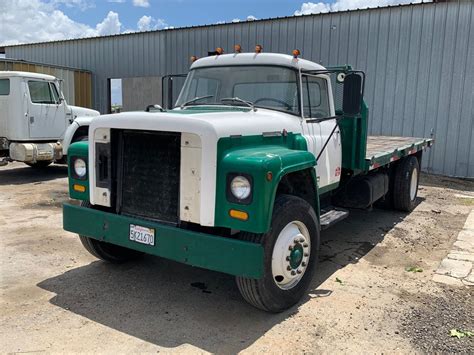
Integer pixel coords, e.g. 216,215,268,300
129,224,155,246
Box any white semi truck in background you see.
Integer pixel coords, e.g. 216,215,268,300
0,71,99,167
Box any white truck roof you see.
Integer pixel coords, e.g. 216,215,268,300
0,71,57,80
191,52,326,72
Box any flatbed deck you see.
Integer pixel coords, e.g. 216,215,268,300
365,135,434,171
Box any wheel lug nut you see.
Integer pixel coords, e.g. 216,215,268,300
293,238,299,243
303,243,308,248
287,265,291,271
304,253,309,257
286,256,290,261
291,270,296,276
302,262,307,267
299,238,304,243
297,269,302,274
288,245,293,250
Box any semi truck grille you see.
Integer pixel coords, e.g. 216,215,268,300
114,130,181,224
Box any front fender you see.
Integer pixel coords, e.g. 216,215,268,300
61,116,94,155
215,140,316,233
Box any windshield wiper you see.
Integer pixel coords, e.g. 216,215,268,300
180,95,214,109
220,97,256,111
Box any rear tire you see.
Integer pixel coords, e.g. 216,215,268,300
236,194,320,312
393,156,420,212
78,202,143,263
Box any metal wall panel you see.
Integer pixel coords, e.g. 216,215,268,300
0,58,93,106
5,1,473,177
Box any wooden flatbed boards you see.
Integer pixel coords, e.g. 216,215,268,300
365,136,434,171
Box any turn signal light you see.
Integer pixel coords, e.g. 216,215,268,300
190,55,198,62
229,209,249,221
255,44,263,53
292,49,301,58
73,184,86,193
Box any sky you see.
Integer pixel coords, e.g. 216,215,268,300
0,0,430,46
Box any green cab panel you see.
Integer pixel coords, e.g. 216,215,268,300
67,141,89,201
63,203,264,279
338,100,368,174
215,133,317,234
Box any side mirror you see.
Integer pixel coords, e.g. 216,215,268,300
342,73,362,116
146,104,164,112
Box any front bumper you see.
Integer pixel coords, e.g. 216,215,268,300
63,203,264,279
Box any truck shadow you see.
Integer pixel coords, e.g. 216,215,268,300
37,207,407,353
0,164,67,185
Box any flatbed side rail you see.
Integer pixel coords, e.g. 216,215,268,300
366,136,434,171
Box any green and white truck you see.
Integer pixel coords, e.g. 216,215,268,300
63,51,433,312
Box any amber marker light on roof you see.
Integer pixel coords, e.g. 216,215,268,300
292,49,301,58
215,47,224,55
234,44,242,53
190,55,198,63
255,44,263,53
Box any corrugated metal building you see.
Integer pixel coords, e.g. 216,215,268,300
0,58,93,108
4,1,473,177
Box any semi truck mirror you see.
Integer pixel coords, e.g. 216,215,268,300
342,73,362,116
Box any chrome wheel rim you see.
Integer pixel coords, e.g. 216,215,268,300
410,168,418,201
271,221,310,290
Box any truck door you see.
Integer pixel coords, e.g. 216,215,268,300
48,81,68,137
26,80,67,139
300,74,342,191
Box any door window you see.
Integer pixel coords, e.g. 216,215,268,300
0,79,10,95
302,75,330,118
50,82,60,103
28,80,57,104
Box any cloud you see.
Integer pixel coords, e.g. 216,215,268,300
230,16,257,23
0,0,96,45
137,15,167,31
133,0,150,8
51,0,95,11
294,0,428,15
0,0,171,45
96,11,121,35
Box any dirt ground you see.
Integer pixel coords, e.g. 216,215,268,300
1,162,473,354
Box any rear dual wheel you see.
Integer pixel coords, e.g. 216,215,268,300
236,195,320,312
393,155,420,212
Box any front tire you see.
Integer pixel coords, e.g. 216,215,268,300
25,161,53,168
393,155,420,212
78,202,143,263
236,194,320,312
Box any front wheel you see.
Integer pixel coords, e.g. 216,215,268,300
78,202,143,263
25,161,53,168
236,194,320,312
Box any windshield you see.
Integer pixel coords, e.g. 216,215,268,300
175,66,300,115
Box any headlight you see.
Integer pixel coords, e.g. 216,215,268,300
74,158,87,178
230,175,251,200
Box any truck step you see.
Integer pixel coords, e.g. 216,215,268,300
320,208,349,230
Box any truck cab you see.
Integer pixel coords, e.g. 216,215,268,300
0,71,99,167
63,51,432,312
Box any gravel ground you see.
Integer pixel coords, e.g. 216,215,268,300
0,162,473,353
400,286,473,353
